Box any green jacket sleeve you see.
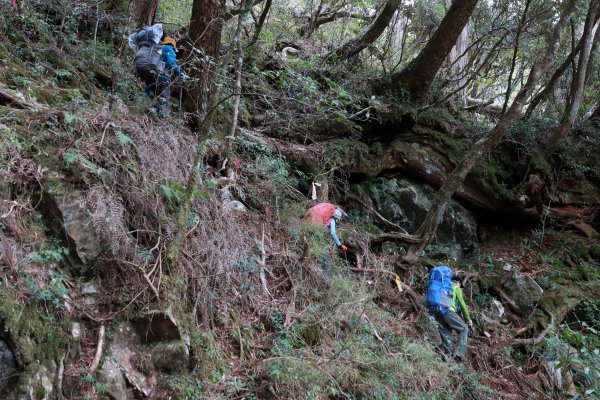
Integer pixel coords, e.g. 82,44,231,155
455,286,471,321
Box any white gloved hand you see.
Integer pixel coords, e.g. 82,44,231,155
468,320,473,327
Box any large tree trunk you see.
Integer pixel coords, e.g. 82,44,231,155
379,0,478,104
544,1,599,154
325,0,401,61
188,0,224,121
167,0,225,268
445,0,471,104
403,0,578,261
135,0,159,27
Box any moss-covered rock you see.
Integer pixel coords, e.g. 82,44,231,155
148,341,189,373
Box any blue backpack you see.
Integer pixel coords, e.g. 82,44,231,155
426,266,453,316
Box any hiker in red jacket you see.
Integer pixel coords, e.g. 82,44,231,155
306,203,348,272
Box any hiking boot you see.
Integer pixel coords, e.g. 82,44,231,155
454,355,465,363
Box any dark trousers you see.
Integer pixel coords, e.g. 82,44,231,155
435,311,469,360
136,68,171,118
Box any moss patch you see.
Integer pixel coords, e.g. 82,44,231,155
0,290,70,365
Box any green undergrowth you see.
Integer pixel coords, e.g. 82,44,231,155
2,4,600,399
263,274,486,399
0,288,71,365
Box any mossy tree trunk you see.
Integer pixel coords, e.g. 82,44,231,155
167,0,225,269
379,0,478,104
404,0,579,262
325,0,401,61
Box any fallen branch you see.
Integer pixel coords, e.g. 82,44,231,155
368,232,422,246
89,324,105,373
494,286,522,315
56,353,65,400
348,266,422,309
0,87,32,109
258,224,272,298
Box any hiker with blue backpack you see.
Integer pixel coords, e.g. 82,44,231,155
426,266,473,362
128,24,187,119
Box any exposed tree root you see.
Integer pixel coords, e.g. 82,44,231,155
89,324,105,373
0,87,32,109
509,307,554,346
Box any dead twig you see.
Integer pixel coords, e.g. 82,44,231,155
258,224,272,298
115,259,161,300
348,266,422,309
89,324,105,373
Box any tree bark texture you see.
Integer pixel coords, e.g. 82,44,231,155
250,0,272,44
381,0,478,103
502,0,531,114
189,0,224,121
404,0,579,261
544,1,599,154
229,0,251,138
445,0,471,104
326,0,402,61
135,0,158,27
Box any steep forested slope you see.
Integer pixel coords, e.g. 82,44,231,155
1,1,600,400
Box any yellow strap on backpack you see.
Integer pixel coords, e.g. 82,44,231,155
395,275,404,293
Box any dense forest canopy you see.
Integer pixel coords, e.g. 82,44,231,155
1,0,600,399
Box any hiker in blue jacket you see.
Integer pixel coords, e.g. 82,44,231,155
147,37,186,119
328,208,348,253
129,24,187,118
322,207,348,273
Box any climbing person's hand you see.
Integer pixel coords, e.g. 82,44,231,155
468,320,473,327
341,245,348,252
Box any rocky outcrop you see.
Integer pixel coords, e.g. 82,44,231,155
17,361,57,400
372,178,478,258
100,322,156,398
502,271,544,310
98,309,188,399
99,358,130,400
0,338,17,395
131,307,181,343
37,178,102,265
